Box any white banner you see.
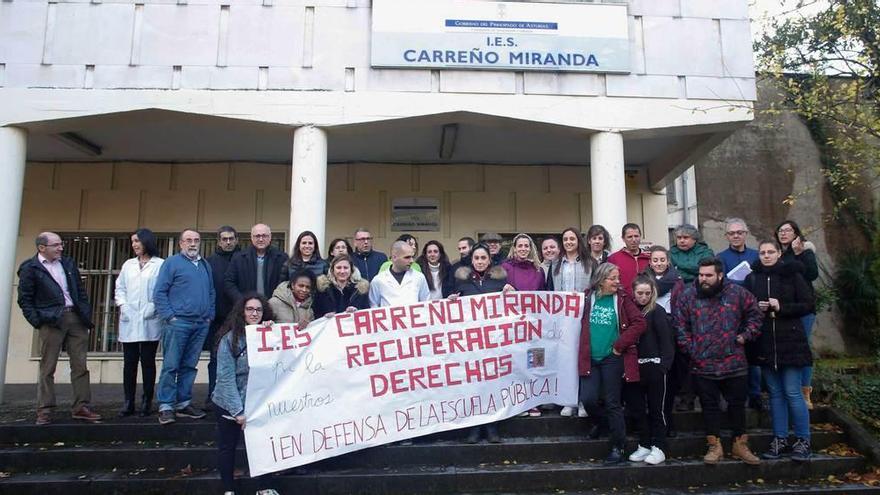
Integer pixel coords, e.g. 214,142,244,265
371,0,630,73
243,291,584,477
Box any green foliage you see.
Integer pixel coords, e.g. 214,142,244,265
832,251,880,349
815,366,880,435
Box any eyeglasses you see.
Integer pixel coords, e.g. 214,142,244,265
244,306,264,313
355,237,373,242
252,234,271,239
726,231,747,236
777,227,795,234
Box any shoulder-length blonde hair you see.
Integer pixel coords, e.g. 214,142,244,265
632,274,658,315
506,233,542,269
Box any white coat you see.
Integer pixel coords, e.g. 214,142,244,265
114,256,164,342
368,268,430,308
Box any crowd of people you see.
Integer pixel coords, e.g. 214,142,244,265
16,217,820,493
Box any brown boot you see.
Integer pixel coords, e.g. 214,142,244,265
703,435,724,465
802,386,813,410
731,434,761,465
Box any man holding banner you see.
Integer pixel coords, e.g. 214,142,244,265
240,290,585,476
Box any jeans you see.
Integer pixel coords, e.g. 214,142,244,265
580,354,625,448
694,375,747,437
623,363,667,450
763,366,811,439
748,365,763,398
216,407,243,492
157,319,209,412
800,314,816,387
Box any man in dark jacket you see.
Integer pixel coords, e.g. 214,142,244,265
674,257,763,466
481,232,505,266
452,236,475,272
225,223,288,301
17,232,101,425
351,227,387,281
204,225,239,408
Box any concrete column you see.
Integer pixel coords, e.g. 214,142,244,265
590,131,628,251
0,127,27,403
290,126,328,248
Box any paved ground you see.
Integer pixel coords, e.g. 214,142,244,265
0,383,214,423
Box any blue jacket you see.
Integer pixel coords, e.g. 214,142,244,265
211,331,249,416
352,250,388,282
718,246,759,286
153,253,215,322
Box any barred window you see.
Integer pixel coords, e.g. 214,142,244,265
54,232,286,354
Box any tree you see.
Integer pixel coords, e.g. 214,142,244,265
754,0,880,348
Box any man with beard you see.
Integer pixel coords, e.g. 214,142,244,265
205,225,239,410
674,257,763,465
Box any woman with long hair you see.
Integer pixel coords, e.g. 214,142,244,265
774,220,819,409
540,237,560,290
745,240,815,462
586,225,612,264
327,238,354,260
114,228,164,417
502,233,545,291
578,262,646,465
314,254,371,317
624,275,674,465
212,293,275,495
287,230,328,277
552,227,596,417
269,269,316,327
416,240,454,300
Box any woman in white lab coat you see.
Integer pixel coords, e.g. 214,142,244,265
114,228,164,417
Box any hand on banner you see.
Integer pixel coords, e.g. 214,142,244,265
447,293,460,301
345,306,358,313
324,312,336,318
235,415,246,429
502,284,515,293
262,320,275,327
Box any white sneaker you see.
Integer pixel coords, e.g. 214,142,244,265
628,445,652,462
577,402,588,418
644,446,666,465
560,406,575,417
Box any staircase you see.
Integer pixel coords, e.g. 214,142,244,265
1,407,878,494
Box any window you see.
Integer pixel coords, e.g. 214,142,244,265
55,232,286,353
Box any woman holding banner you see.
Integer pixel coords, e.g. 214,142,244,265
454,243,509,443
212,293,275,495
314,254,371,317
578,262,646,465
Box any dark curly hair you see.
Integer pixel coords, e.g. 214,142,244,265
215,292,275,356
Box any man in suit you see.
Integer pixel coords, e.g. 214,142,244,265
18,232,101,425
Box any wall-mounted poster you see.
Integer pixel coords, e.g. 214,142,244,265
391,197,440,232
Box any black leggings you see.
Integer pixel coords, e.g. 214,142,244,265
122,341,159,402
217,407,243,492
623,364,668,450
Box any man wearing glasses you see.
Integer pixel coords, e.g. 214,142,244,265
351,227,387,281
205,225,240,410
224,223,289,300
153,229,215,425
18,232,101,425
717,218,759,287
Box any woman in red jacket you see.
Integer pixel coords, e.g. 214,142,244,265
578,262,647,465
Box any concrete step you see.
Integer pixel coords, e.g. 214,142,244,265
0,429,848,472
0,408,829,445
0,455,867,494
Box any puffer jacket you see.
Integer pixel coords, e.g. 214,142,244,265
743,260,814,369
313,274,370,317
670,242,715,283
577,288,646,382
501,258,545,291
674,279,763,378
268,281,315,326
454,265,508,296
286,255,329,278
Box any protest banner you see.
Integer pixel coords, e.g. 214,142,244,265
242,291,585,476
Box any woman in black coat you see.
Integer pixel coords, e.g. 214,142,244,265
452,243,509,443
287,230,329,278
313,254,370,317
744,240,815,462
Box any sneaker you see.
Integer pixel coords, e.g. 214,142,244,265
603,446,625,466
560,406,575,417
577,402,588,418
791,437,812,462
762,436,788,460
158,410,176,425
71,405,102,422
175,405,207,419
519,411,530,417
528,407,542,417
35,409,51,425
628,445,652,462
644,446,666,465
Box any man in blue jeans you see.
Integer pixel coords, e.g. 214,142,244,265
153,229,215,425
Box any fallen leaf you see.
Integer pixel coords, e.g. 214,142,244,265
180,464,193,476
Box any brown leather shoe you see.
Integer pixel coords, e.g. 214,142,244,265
703,435,723,464
72,405,103,422
731,434,761,465
35,409,51,425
